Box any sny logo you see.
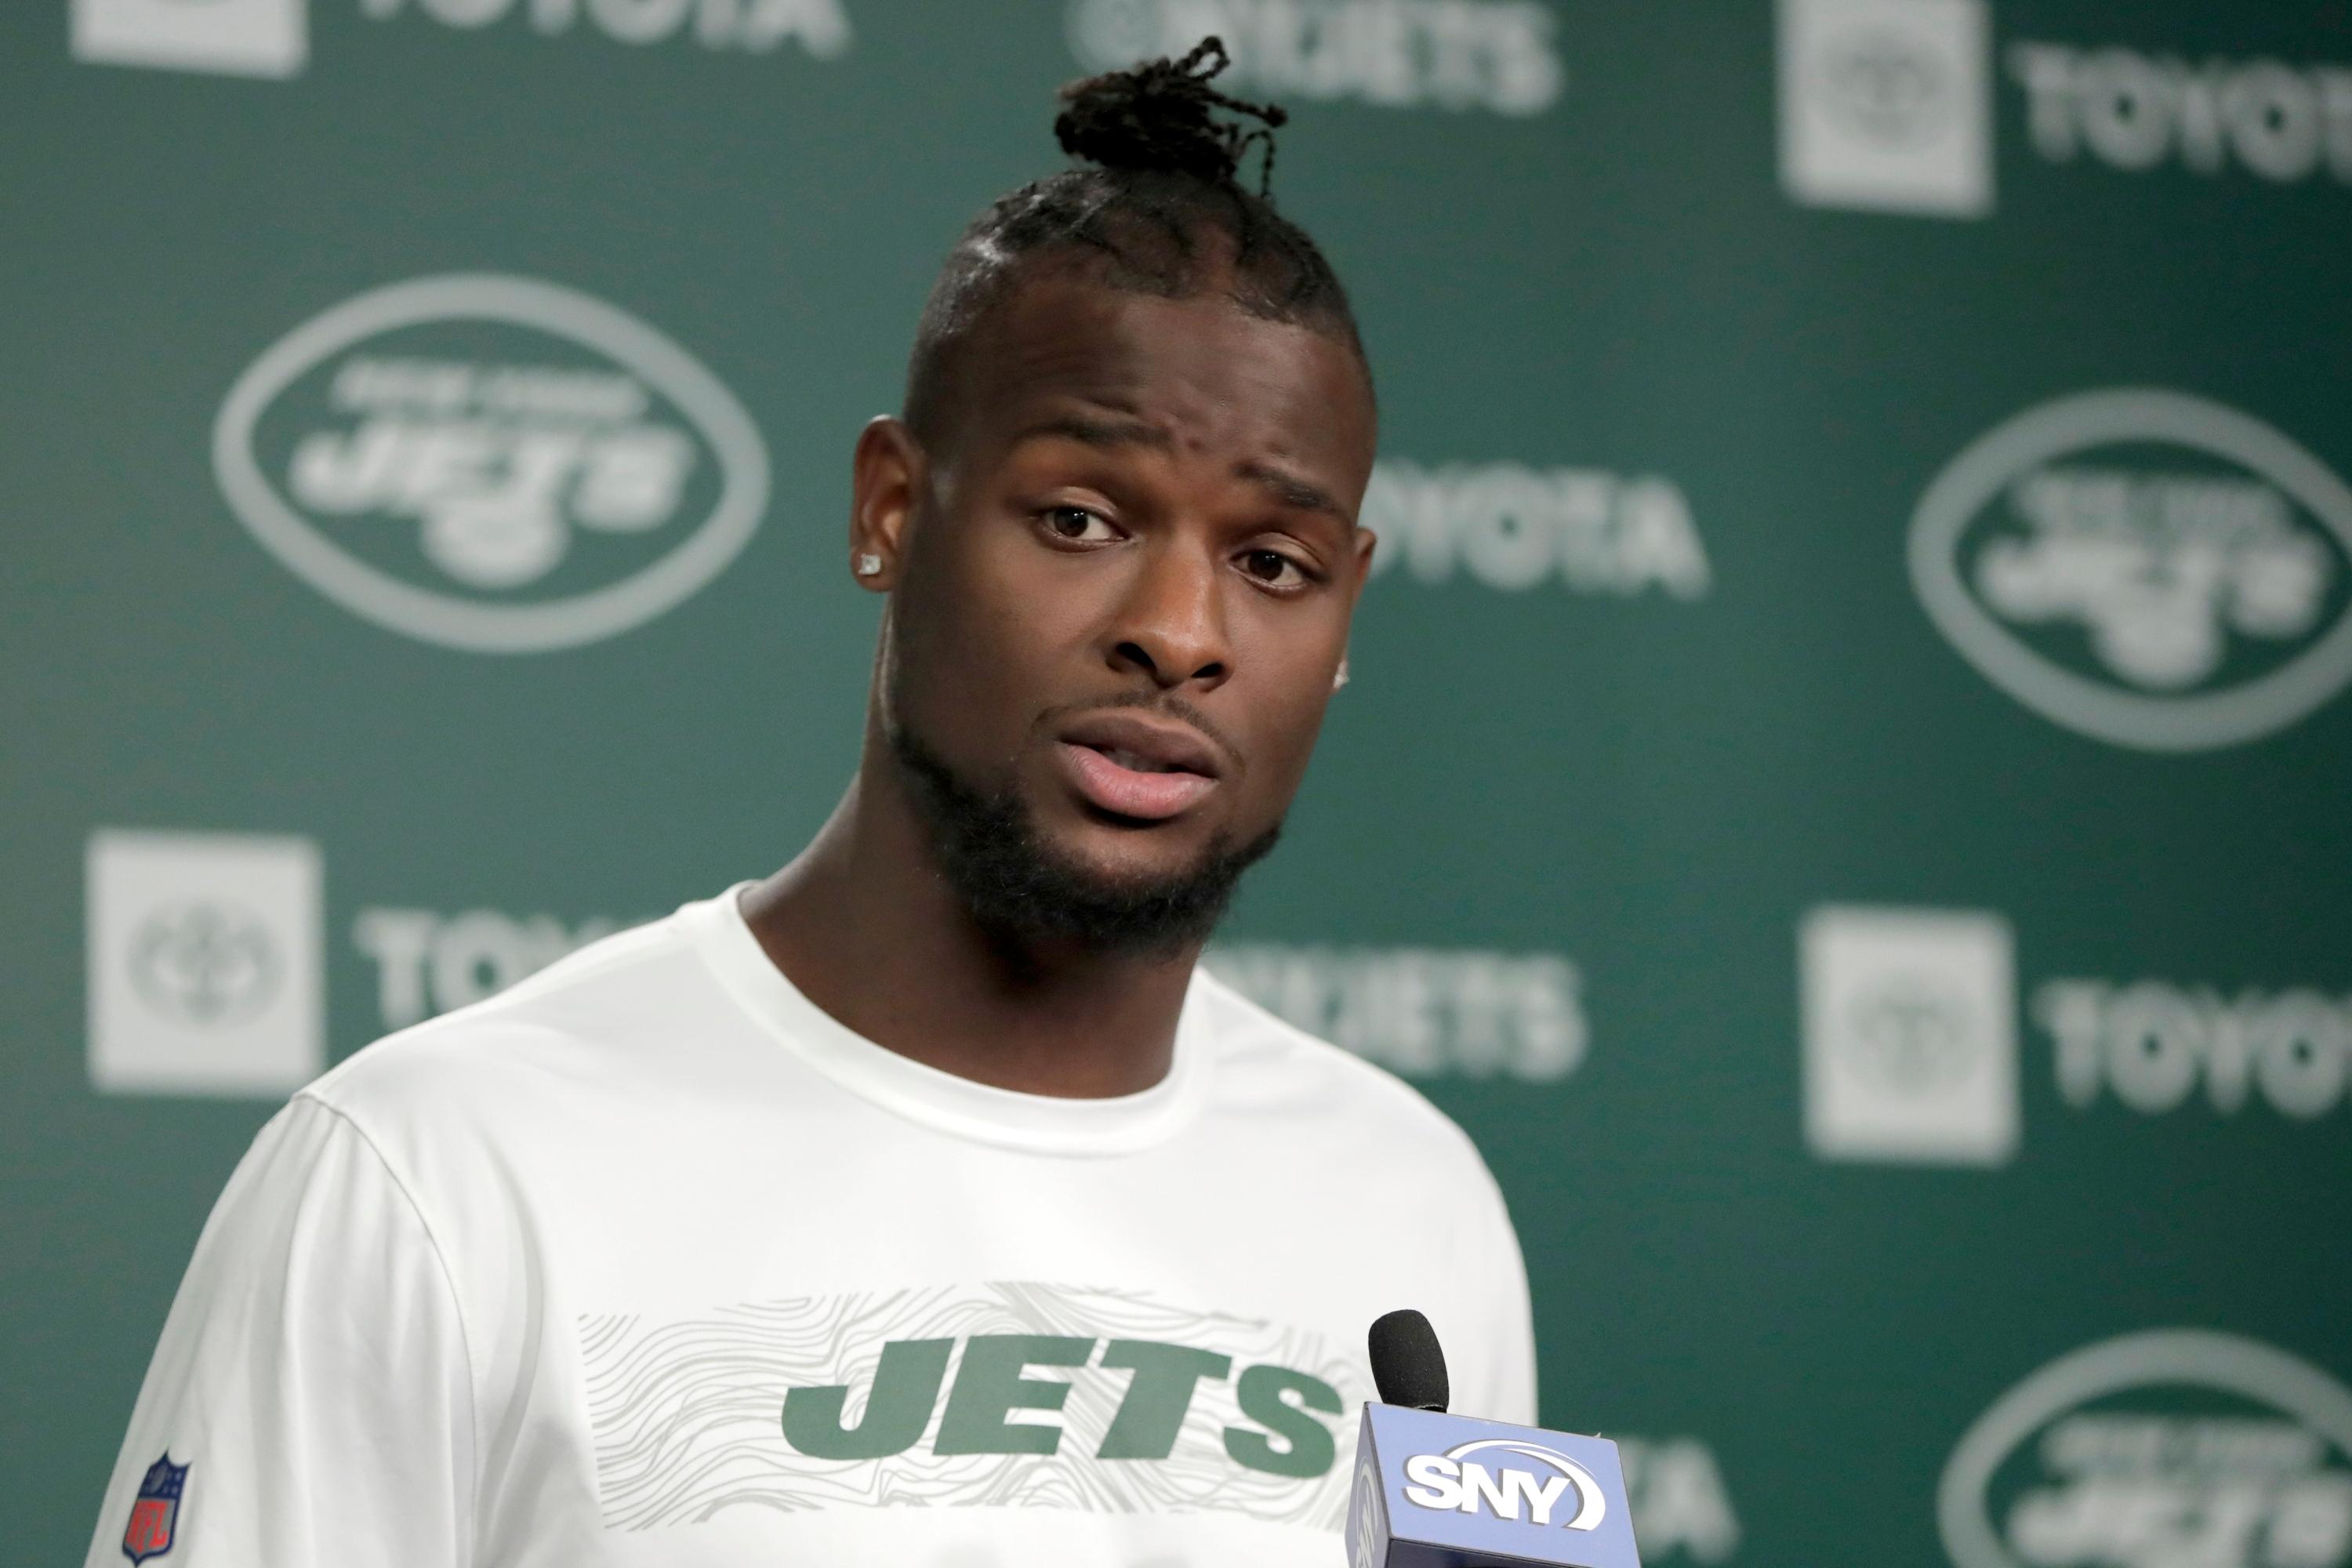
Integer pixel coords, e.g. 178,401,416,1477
1403,1439,1610,1530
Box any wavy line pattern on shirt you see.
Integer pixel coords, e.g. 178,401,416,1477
578,1281,1357,1530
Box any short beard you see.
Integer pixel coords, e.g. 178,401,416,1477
888,722,1279,961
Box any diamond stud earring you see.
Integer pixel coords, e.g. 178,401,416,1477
1333,659,1350,691
854,553,884,577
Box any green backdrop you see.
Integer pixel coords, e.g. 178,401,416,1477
8,2,2350,1564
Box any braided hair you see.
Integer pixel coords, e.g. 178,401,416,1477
902,38,1369,448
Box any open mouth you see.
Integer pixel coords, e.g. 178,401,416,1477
1053,713,1228,822
1058,742,1219,821
1087,746,1192,775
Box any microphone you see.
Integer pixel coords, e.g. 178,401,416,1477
1367,1308,1450,1411
1345,1309,1642,1568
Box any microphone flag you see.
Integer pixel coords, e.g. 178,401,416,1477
1344,1403,1642,1568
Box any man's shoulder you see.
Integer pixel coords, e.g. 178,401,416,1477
1188,967,1498,1183
303,909,705,1131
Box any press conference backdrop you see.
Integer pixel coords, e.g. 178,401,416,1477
7,0,2350,1562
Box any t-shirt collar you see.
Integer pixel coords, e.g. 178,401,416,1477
680,884,1207,1157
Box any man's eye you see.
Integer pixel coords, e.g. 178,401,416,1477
1240,549,1306,586
1042,505,1118,543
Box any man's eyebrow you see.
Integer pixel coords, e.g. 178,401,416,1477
1011,413,1174,451
1011,416,1352,524
1237,460,1350,524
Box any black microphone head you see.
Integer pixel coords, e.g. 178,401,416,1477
1367,1308,1450,1412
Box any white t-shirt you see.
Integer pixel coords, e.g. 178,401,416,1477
88,887,1535,1567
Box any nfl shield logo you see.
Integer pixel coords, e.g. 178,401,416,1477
122,1454,187,1564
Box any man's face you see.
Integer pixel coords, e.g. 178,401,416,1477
877,274,1378,918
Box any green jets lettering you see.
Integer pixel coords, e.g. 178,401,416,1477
1096,1341,1233,1460
782,1337,953,1461
1224,1363,1344,1479
779,1335,1342,1476
933,1334,1095,1456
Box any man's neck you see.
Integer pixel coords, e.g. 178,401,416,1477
736,760,1200,1101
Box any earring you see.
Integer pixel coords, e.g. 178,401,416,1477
1333,659,1350,691
854,553,884,577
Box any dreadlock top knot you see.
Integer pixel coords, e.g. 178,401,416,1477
1054,38,1289,194
902,34,1365,448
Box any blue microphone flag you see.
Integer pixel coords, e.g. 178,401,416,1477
1345,1403,1643,1568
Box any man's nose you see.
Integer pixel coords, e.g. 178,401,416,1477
1105,538,1232,691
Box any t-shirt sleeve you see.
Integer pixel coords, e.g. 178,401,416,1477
85,1094,475,1568
1460,1157,1540,1429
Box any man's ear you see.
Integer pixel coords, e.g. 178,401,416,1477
848,416,924,592
1348,525,1379,602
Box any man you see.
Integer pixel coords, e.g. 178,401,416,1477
89,41,1534,1567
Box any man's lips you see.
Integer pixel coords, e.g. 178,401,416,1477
1058,743,1218,819
1054,711,1226,822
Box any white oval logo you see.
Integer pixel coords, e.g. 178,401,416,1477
1940,1330,2352,1568
1910,390,2352,750
214,274,768,653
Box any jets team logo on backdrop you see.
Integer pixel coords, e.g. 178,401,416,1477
1066,0,1564,116
215,275,769,652
1911,390,2352,751
1941,1330,2352,1568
